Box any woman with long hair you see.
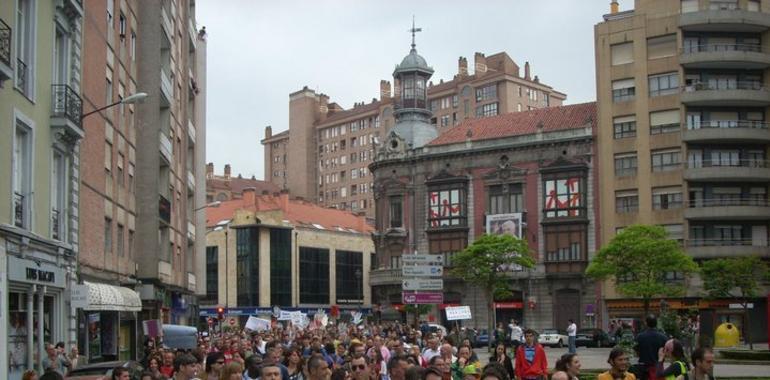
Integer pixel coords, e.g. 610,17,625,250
203,352,225,380
597,348,635,380
147,356,162,379
284,346,306,380
367,345,386,380
656,339,690,380
551,353,580,380
488,343,514,380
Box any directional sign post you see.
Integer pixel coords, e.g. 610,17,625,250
401,254,444,265
402,279,443,291
402,265,443,277
403,292,444,304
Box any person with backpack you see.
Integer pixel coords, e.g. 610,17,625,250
655,339,689,380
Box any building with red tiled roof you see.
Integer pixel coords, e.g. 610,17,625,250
369,102,601,329
202,188,374,313
206,163,281,203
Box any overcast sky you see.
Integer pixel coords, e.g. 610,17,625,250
197,0,634,181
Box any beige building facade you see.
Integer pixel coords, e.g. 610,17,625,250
595,0,770,338
262,51,567,217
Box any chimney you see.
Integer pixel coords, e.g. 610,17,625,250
356,214,366,232
206,162,214,178
524,61,531,80
380,80,391,100
474,52,487,77
534,75,540,83
224,164,231,179
243,187,256,205
393,78,401,98
318,94,329,122
265,125,272,139
610,1,619,14
458,56,468,77
279,189,290,211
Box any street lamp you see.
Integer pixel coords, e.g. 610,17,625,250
195,201,221,213
81,92,148,120
212,220,232,313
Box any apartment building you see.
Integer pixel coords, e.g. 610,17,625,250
0,1,83,378
206,163,280,203
595,0,770,339
134,0,206,326
262,51,567,217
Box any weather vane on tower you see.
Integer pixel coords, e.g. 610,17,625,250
409,16,422,50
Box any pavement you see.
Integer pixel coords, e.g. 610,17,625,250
473,346,770,378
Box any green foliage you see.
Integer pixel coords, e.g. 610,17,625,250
586,225,698,309
701,256,768,301
450,233,535,296
403,304,432,315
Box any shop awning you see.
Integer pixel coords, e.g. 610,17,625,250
83,281,142,312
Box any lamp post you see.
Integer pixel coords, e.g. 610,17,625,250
81,92,148,120
212,220,231,314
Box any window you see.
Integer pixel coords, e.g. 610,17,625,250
649,72,679,96
428,231,468,267
543,176,585,218
13,121,32,229
613,115,637,139
612,79,635,102
611,42,634,65
336,250,363,304
51,151,66,240
105,142,113,172
128,230,135,258
205,246,218,301
117,224,124,256
487,184,523,214
615,190,639,213
299,247,329,304
650,109,680,134
651,149,681,172
131,31,137,60
119,12,126,37
441,97,451,109
647,34,677,59
440,115,450,127
236,228,259,306
390,255,401,269
614,153,638,176
653,187,683,210
428,188,466,227
104,218,112,254
53,27,69,85
106,77,113,107
662,224,684,242
681,0,699,12
475,102,498,117
117,153,125,187
15,0,35,96
544,224,586,262
748,0,760,11
475,84,497,101
270,229,292,307
389,196,403,228
710,0,738,10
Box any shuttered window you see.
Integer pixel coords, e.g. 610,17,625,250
611,42,634,65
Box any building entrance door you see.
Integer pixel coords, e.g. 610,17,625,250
554,289,580,329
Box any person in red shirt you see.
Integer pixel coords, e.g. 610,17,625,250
515,329,548,380
159,350,176,378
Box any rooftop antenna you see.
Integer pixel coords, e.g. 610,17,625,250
408,15,422,51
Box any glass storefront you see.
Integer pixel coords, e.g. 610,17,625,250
8,290,56,380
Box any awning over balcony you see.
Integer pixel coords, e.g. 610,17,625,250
83,281,142,312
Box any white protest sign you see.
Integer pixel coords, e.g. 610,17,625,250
445,306,472,321
278,310,293,321
245,316,271,332
290,311,305,326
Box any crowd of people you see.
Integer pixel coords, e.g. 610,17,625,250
27,314,716,380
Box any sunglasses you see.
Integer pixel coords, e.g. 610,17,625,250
352,364,367,371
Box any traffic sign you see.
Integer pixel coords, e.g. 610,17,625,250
402,279,443,291
402,292,444,304
402,254,443,265
402,265,443,277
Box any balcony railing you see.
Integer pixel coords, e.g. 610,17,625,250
709,1,739,10
51,208,62,240
51,84,83,128
686,158,769,168
686,238,756,247
683,81,765,92
0,19,11,67
682,43,762,54
13,192,24,228
689,198,770,208
688,120,769,130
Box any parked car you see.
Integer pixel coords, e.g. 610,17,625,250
474,329,490,348
66,360,144,380
575,328,613,347
538,328,568,348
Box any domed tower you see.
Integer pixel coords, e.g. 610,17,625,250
384,20,438,154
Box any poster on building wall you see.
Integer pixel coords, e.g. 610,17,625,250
88,313,102,359
486,213,524,271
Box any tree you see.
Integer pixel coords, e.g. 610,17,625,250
450,233,534,349
404,304,432,327
586,224,698,315
701,256,769,350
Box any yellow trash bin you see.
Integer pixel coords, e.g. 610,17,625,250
714,322,740,347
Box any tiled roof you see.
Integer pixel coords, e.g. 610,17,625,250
427,102,596,146
205,193,373,234
320,101,385,126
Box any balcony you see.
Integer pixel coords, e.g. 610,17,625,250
680,6,770,33
0,18,12,85
685,239,770,258
187,221,196,242
187,170,195,192
159,132,172,164
187,119,196,145
160,68,173,107
50,84,85,141
680,82,770,107
685,199,770,221
369,268,402,286
684,159,770,182
159,194,171,225
680,44,770,70
683,120,770,143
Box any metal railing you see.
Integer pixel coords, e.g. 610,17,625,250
0,19,11,67
13,192,24,228
687,120,769,129
16,58,27,90
686,238,762,247
51,84,83,127
682,81,766,92
51,208,61,240
682,43,762,54
688,198,770,208
686,158,769,168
